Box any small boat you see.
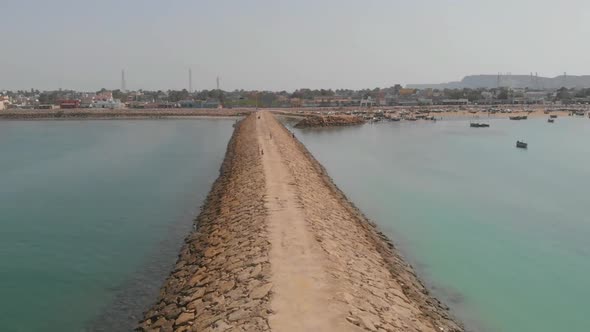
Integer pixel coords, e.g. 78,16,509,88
516,141,528,149
509,115,528,120
470,122,490,128
548,118,554,123
550,114,558,118
389,117,401,122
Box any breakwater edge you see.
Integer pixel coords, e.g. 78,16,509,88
138,112,463,331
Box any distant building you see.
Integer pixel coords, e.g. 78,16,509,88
417,98,433,105
360,97,375,107
399,88,417,97
128,101,147,109
179,100,201,108
524,91,546,104
302,100,320,107
441,99,469,105
481,91,493,100
95,91,114,101
312,96,355,107
157,102,176,108
203,99,221,108
88,91,124,109
178,99,220,108
80,97,94,108
290,98,302,107
59,100,81,109
93,99,124,109
397,100,419,106
0,96,8,110
384,93,397,106
38,104,59,110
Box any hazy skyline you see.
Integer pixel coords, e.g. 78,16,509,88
2,0,589,91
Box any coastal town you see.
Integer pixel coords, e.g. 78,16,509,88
2,84,590,125
3,81,590,112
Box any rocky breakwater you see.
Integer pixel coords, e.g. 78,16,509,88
139,111,463,332
259,111,463,332
137,114,272,331
294,114,365,128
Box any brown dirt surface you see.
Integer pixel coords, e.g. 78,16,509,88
258,111,462,332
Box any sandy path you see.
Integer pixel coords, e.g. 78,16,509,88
257,112,357,331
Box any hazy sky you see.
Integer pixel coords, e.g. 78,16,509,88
2,0,589,91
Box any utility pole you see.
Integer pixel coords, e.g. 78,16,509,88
121,69,126,92
216,76,220,90
188,68,192,93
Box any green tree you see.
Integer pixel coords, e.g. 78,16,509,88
555,87,571,102
168,89,190,102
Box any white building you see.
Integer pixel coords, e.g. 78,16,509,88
0,96,9,110
524,91,546,104
360,96,376,107
92,99,124,109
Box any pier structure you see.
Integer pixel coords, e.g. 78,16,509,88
138,112,462,332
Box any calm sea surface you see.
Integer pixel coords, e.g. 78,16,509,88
0,119,235,332
289,116,590,332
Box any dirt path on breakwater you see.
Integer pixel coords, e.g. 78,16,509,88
138,112,463,332
257,113,353,331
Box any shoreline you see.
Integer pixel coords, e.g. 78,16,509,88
1,107,583,121
0,115,243,121
138,112,463,331
0,108,252,120
273,108,578,120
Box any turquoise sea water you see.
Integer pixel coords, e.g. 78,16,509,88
290,117,590,332
0,119,235,332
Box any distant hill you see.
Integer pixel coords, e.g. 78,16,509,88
407,75,590,89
